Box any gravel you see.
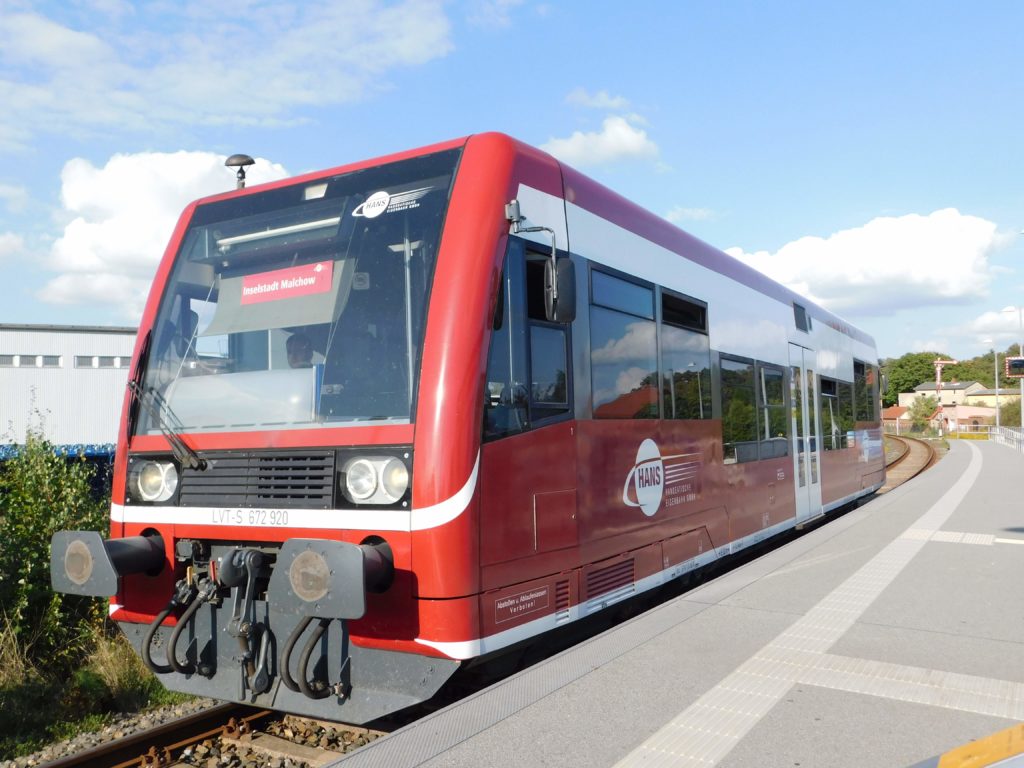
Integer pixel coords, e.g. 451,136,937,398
0,698,219,768
0,699,383,768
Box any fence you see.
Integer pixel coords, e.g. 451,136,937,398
883,422,940,438
883,421,1024,453
992,426,1024,454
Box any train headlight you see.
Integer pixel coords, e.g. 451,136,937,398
344,459,378,501
340,454,411,505
381,458,409,501
132,460,178,502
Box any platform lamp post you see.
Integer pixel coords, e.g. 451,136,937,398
983,338,1000,430
1003,306,1024,429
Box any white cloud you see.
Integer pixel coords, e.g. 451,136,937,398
566,87,630,110
966,308,1024,349
726,209,1003,316
39,151,289,319
542,115,659,167
666,206,715,223
466,0,524,27
0,232,24,260
0,184,28,212
42,272,153,319
0,2,453,150
909,337,947,354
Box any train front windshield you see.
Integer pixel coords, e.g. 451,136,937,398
135,149,459,434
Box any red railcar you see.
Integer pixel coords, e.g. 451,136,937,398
51,133,883,721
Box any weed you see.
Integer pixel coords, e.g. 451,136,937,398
0,427,191,760
0,625,192,759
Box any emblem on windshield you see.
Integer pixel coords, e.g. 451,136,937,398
353,191,390,219
352,187,433,218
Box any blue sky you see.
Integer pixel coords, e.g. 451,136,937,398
1,0,1022,361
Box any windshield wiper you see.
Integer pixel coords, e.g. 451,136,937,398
128,380,207,471
126,330,151,439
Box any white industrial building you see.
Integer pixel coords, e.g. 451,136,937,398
0,324,137,455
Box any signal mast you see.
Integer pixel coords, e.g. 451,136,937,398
933,358,958,402
932,358,958,431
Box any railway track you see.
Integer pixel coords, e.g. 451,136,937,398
881,434,938,491
35,704,385,768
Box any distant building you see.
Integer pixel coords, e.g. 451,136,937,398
964,388,1023,408
897,380,985,408
0,324,136,456
881,405,910,428
930,404,997,433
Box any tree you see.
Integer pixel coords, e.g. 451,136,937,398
907,395,938,431
882,352,945,406
945,355,993,389
1000,397,1022,428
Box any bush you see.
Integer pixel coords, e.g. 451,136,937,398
0,429,108,672
0,429,190,760
1000,398,1022,429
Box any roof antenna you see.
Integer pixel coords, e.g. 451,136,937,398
225,154,255,189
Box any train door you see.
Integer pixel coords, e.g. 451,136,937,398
789,343,822,524
479,237,578,574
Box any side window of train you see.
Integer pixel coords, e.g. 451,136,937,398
758,363,788,459
483,240,571,440
720,356,758,463
661,290,712,420
525,253,570,420
720,357,789,463
820,378,841,450
820,376,856,449
853,360,880,422
590,269,658,419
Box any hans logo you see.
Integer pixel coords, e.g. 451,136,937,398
623,439,704,517
623,438,665,516
352,187,432,219
352,191,391,219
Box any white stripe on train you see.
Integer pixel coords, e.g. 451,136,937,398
110,451,480,533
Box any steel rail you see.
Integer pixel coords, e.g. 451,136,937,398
37,702,272,768
881,435,937,492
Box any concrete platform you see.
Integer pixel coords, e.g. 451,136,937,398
333,441,1024,767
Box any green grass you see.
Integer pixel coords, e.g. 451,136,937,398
0,626,193,760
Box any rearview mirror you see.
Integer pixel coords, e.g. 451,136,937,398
544,257,576,324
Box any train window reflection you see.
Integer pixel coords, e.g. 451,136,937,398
721,356,757,463
592,305,658,419
662,325,711,420
592,270,654,320
821,376,855,449
531,326,568,406
661,290,711,421
759,365,788,459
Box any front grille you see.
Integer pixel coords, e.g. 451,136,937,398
179,451,335,508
